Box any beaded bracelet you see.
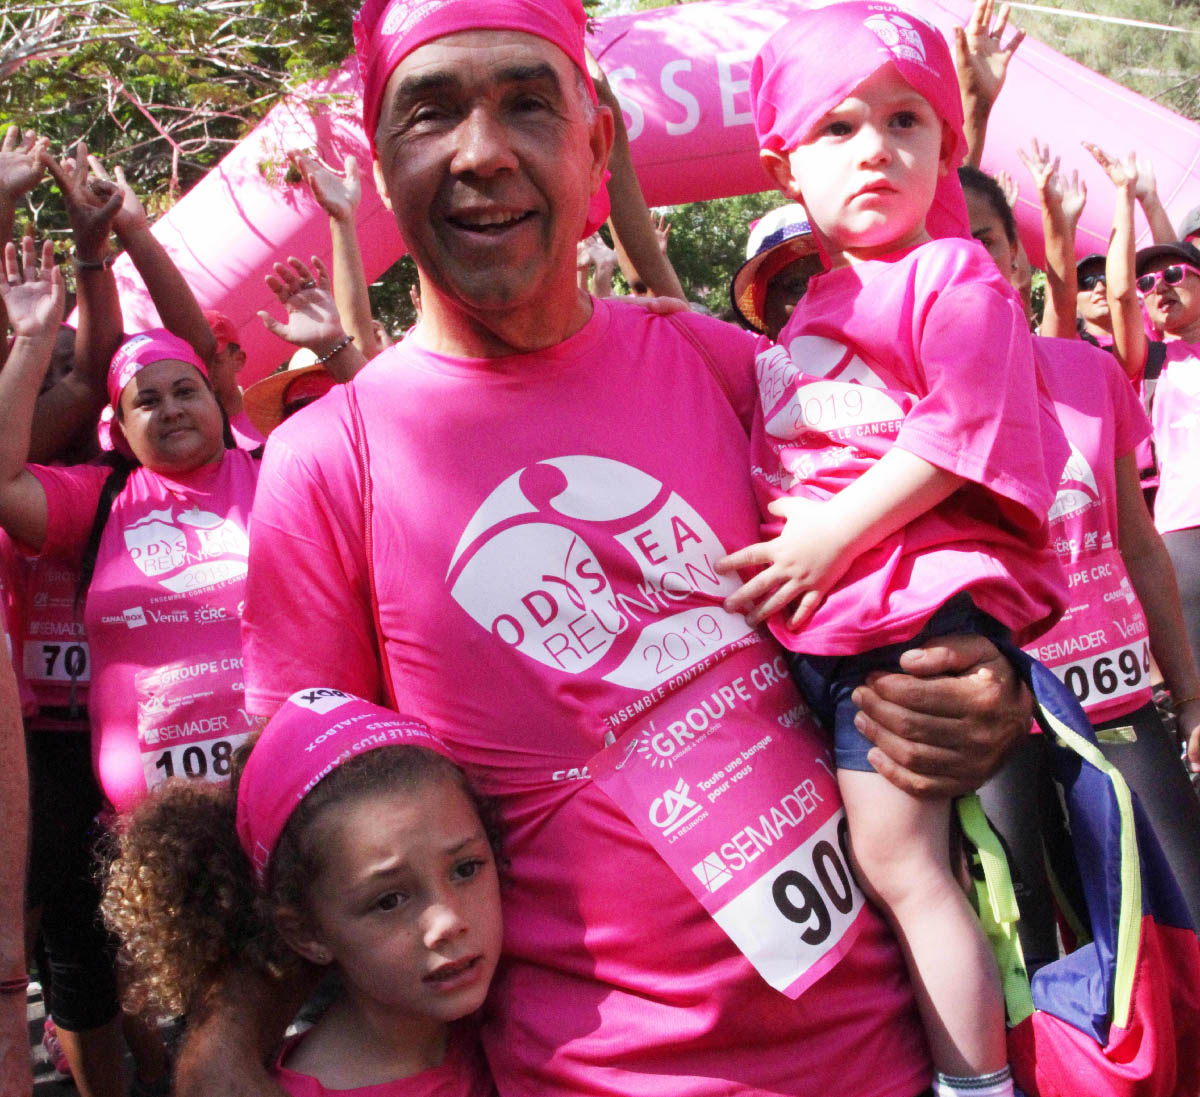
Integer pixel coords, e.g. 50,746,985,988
72,251,116,272
0,975,29,994
314,334,353,365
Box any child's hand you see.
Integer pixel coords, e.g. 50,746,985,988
0,238,64,339
717,496,852,630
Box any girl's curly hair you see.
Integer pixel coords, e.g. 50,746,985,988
101,738,501,1019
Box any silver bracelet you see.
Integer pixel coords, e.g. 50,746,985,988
314,334,353,365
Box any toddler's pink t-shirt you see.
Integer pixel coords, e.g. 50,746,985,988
752,237,1068,654
1150,340,1200,535
243,299,930,1097
1026,338,1154,722
29,450,258,813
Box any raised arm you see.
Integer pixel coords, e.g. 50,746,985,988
955,0,1025,167
0,643,30,1097
1131,155,1177,246
258,256,366,383
0,239,63,552
0,127,47,256
587,52,687,302
1018,139,1086,338
89,156,217,364
290,152,380,360
1085,143,1147,380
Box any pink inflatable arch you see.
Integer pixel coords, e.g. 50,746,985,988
104,0,1200,383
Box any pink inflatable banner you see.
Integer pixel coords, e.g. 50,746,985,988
102,0,1200,383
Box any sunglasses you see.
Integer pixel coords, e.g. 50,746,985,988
1079,272,1106,291
1136,264,1200,294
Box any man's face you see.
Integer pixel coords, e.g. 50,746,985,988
373,31,611,324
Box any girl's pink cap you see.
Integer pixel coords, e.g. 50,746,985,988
235,688,457,889
107,329,209,411
750,2,969,243
353,0,608,235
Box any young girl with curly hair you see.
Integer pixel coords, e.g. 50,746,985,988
102,688,502,1096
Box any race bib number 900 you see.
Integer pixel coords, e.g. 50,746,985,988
591,643,867,998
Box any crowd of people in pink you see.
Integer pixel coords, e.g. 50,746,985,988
3,1,1200,1096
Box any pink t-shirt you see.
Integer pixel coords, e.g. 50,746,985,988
29,450,258,813
272,1023,494,1097
0,531,36,717
1025,338,1154,722
244,299,929,1097
1150,340,1200,534
20,554,90,728
753,237,1068,654
229,409,267,451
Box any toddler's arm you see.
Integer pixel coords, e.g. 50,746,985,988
718,448,964,629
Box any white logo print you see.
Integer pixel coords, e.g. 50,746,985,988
447,456,752,690
649,778,703,835
864,13,927,63
1049,442,1101,523
123,606,148,629
692,852,733,893
123,505,248,595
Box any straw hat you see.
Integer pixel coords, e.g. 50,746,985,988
730,203,819,333
242,348,335,436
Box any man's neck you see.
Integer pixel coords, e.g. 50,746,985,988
416,283,595,359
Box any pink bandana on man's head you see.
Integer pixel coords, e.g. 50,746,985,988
354,0,596,147
750,1,969,242
234,688,458,890
107,329,209,411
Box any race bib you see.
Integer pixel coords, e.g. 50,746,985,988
1054,639,1151,712
23,638,90,684
590,643,867,998
135,649,253,790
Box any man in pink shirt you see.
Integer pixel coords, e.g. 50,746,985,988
175,3,1033,1095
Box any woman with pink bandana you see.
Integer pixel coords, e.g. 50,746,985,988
721,6,1069,1095
0,239,260,820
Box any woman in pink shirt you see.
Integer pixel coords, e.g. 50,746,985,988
0,240,258,817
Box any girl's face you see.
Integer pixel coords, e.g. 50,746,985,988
767,65,950,266
298,777,502,1027
118,359,225,474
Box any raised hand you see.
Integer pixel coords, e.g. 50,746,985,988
289,151,361,223
258,255,346,352
86,156,149,237
652,212,671,257
40,141,122,261
0,238,65,339
0,126,48,206
1082,142,1137,190
1132,153,1159,205
955,0,1025,109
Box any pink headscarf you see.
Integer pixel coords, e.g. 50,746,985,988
353,0,608,234
750,1,969,244
234,688,457,889
107,329,209,411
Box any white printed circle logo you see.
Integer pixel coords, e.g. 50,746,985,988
864,13,928,63
1050,442,1100,523
649,778,703,836
123,505,248,595
446,456,752,691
